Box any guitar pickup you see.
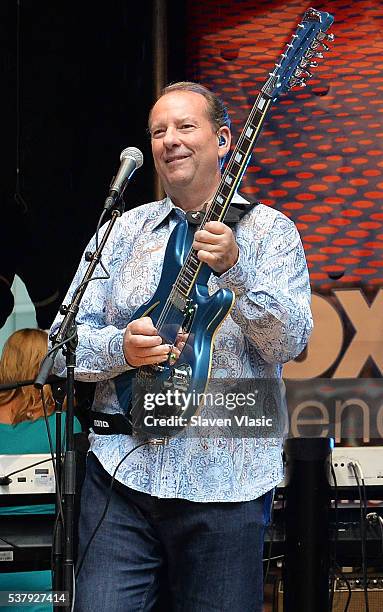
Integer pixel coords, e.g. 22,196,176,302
162,364,192,392
170,288,188,311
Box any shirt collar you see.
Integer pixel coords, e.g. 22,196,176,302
151,196,187,230
150,191,248,230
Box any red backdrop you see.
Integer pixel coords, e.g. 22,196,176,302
185,0,383,378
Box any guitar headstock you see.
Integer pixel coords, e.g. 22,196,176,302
262,7,334,99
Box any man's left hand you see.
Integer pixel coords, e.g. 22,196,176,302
193,221,239,275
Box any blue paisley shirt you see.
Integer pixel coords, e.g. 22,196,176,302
51,195,313,502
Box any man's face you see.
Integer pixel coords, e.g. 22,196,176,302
149,90,229,203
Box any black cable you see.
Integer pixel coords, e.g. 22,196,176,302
361,475,370,612
40,389,65,526
378,514,383,556
366,511,383,556
2,457,54,479
263,488,276,585
349,462,369,612
335,563,352,612
0,535,20,549
75,440,151,580
50,510,61,586
95,209,108,251
329,461,339,611
43,329,78,363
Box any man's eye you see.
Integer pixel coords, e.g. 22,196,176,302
151,129,165,139
180,124,195,130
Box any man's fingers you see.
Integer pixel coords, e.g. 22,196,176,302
133,342,170,356
128,333,163,348
137,354,170,366
203,221,227,234
125,340,171,367
129,316,158,335
193,241,218,253
194,229,222,244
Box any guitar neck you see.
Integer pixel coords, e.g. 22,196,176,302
204,91,274,226
174,90,273,298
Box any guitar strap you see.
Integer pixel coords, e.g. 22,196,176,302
185,197,259,228
90,196,260,436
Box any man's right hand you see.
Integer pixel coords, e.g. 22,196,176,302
123,316,170,367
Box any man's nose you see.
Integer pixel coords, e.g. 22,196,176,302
163,127,181,147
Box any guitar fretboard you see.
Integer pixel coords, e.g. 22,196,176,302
173,91,272,298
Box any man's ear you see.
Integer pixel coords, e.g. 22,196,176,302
217,126,231,161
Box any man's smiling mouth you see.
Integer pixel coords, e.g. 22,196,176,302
165,155,190,164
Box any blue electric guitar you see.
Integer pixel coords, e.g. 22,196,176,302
114,7,334,439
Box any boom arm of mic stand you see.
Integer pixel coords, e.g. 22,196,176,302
34,206,123,388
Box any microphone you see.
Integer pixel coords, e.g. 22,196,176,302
104,147,144,210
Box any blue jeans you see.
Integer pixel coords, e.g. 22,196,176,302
74,452,271,612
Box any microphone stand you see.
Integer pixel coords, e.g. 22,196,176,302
34,199,125,612
50,381,66,605
0,376,66,606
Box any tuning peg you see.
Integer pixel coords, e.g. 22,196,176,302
294,66,312,79
301,57,318,69
290,76,307,88
321,43,330,51
314,51,324,59
326,33,335,42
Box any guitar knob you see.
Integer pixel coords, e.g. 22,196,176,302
309,61,318,68
314,51,324,59
321,43,330,51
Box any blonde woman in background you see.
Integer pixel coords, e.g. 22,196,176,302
0,328,55,426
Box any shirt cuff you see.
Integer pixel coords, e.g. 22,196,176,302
107,328,134,370
215,249,249,296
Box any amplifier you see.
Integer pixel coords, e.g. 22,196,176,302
0,454,55,495
277,446,383,488
275,576,383,611
331,447,383,487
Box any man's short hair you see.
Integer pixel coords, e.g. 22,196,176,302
152,81,231,132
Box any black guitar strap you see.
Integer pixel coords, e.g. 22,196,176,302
91,197,260,436
185,197,260,227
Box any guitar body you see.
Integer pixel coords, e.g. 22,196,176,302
114,218,235,438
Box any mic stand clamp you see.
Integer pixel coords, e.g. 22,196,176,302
34,202,124,611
